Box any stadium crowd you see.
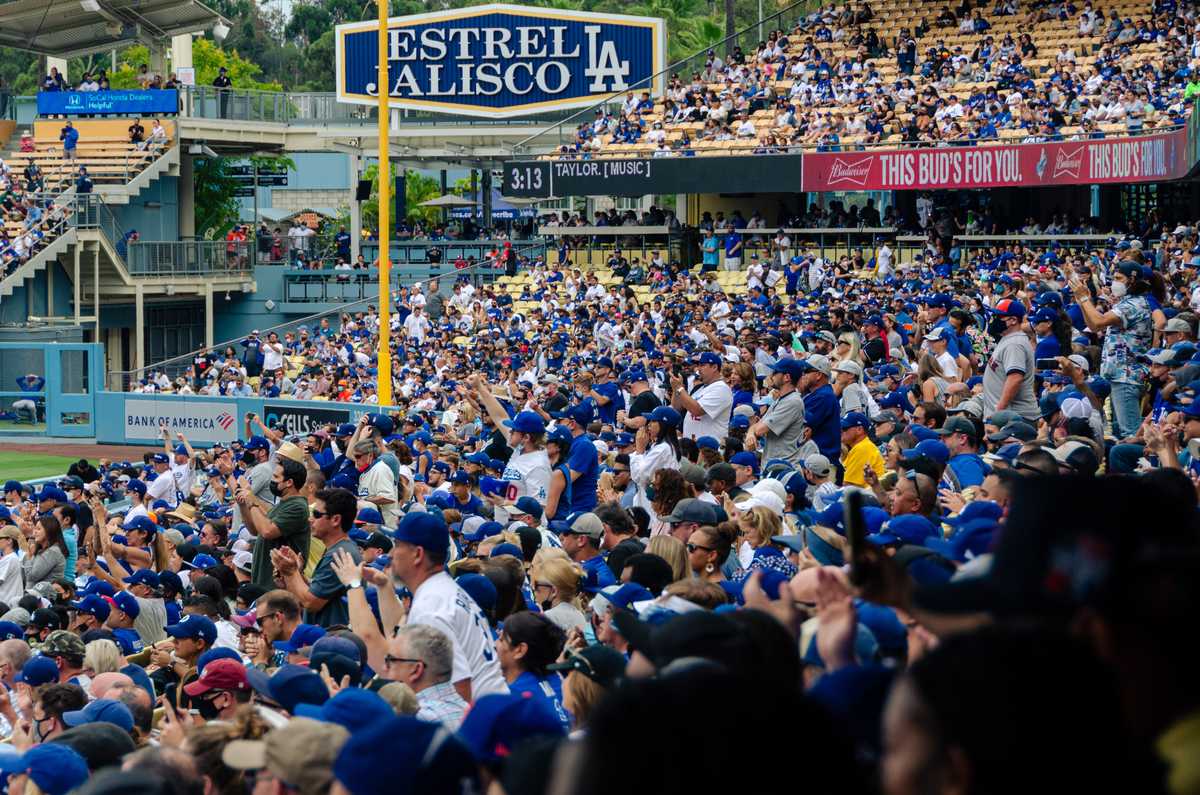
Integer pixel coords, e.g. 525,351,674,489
555,0,1194,157
0,183,1193,794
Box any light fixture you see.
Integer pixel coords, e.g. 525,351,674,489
213,21,230,41
224,291,231,301
264,299,276,311
80,0,101,11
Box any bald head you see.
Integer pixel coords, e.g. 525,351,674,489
90,671,136,701
0,639,31,684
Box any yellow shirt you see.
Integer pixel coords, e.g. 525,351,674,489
1159,709,1200,795
841,436,885,487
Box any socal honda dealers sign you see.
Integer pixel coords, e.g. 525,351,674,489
803,129,1189,192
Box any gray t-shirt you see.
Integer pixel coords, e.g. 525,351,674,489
761,390,806,465
307,538,362,627
235,460,274,530
981,332,1038,422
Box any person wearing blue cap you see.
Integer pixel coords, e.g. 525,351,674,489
334,510,507,701
160,426,196,497
980,297,1039,424
154,614,218,702
0,742,89,795
745,357,808,466
620,366,663,430
146,450,179,508
469,377,553,514
586,356,625,426
447,470,485,517
840,411,884,488
669,350,734,443
629,405,682,513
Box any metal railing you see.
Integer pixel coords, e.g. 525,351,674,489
125,240,254,276
509,0,819,155
105,255,519,391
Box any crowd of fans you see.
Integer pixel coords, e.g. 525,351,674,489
556,0,1194,157
0,166,70,274
2,186,1199,791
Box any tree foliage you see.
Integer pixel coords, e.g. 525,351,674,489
359,164,442,229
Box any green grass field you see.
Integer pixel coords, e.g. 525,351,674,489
0,451,79,482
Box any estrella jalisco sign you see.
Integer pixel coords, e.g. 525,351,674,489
335,4,665,118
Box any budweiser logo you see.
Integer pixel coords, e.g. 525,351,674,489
826,156,875,186
1052,146,1085,179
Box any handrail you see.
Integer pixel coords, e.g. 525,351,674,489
106,255,515,390
509,119,1190,161
510,0,820,155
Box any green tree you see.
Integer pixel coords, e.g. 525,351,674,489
359,164,441,230
193,157,242,240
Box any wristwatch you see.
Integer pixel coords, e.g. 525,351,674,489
347,580,363,590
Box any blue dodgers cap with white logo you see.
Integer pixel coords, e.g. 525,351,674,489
840,411,871,431
559,403,594,426
393,511,450,553
693,351,722,367
868,514,939,547
165,614,218,645
457,693,567,765
112,590,141,618
122,515,159,535
123,568,161,588
504,410,546,435
69,594,111,622
15,656,59,686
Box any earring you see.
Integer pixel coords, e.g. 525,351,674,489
705,563,715,574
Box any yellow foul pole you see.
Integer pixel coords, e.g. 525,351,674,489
375,1,393,407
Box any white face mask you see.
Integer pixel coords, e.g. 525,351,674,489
1110,280,1127,298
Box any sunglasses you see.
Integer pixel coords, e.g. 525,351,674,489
310,509,327,519
255,612,279,627
686,542,714,553
384,655,421,667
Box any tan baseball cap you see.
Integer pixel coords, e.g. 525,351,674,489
223,718,348,795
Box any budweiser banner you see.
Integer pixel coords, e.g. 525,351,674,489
803,129,1190,192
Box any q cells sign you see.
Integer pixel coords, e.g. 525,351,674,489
336,4,665,118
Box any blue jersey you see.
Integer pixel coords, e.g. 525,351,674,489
566,435,600,513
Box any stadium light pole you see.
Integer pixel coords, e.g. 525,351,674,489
376,0,393,407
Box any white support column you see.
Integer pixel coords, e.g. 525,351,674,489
134,284,145,373
149,45,167,82
204,283,214,347
171,34,193,71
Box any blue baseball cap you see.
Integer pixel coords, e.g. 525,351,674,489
450,470,472,486
457,693,567,765
124,478,147,495
15,656,59,686
333,715,477,795
490,542,524,559
924,517,1001,562
121,515,158,536
694,351,722,367
510,496,543,520
618,367,647,385
991,298,1026,318
80,579,116,597
187,553,219,570
272,623,327,654
174,444,189,456
394,512,450,553
902,439,951,465
294,687,394,733
944,500,1004,526
62,698,135,733
456,573,499,612
769,358,807,378
246,663,329,714
112,590,140,618
355,507,384,525
165,614,218,645
840,411,871,431
606,582,655,611
0,743,89,795
366,412,395,436
730,415,751,430
2,481,22,494
245,435,271,451
69,594,111,622
0,621,23,641
868,514,938,547
503,410,546,435
334,423,356,437
34,486,68,504
465,451,492,466
560,403,594,426
150,452,169,464
696,435,719,450
123,569,161,589
729,451,759,473
646,405,682,428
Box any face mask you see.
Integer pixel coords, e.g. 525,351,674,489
1110,280,1127,298
268,481,282,498
241,451,256,465
539,598,554,612
645,485,656,502
195,695,222,721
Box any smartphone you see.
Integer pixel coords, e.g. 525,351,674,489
843,489,868,585
1036,358,1060,370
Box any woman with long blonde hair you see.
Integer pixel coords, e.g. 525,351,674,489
532,556,587,633
646,535,689,583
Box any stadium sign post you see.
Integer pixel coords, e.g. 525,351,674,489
376,0,392,408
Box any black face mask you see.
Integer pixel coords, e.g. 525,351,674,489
539,598,554,612
241,451,256,465
195,695,222,721
268,481,282,498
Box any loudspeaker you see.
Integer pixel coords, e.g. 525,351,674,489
355,180,372,201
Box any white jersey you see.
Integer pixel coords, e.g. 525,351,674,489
409,571,508,698
170,462,192,499
682,379,734,443
502,449,551,504
358,460,401,528
146,470,177,507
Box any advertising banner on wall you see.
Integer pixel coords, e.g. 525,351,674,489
123,399,239,444
38,90,179,116
335,4,666,118
802,130,1190,192
262,403,351,437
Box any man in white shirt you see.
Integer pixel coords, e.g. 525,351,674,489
146,453,178,507
354,440,400,528
671,351,734,443
391,512,507,701
876,242,894,278
261,332,285,373
402,306,431,344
